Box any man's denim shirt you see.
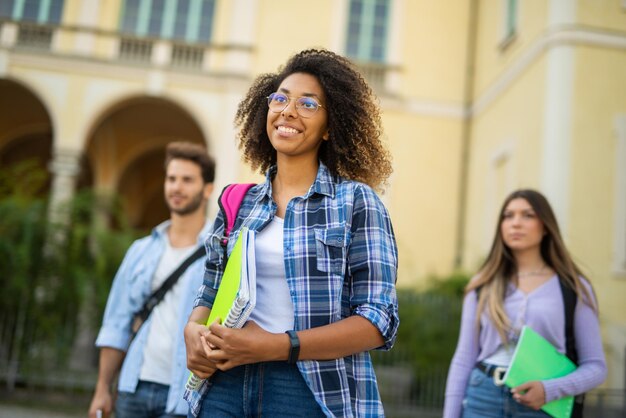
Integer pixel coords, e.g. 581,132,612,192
95,220,210,415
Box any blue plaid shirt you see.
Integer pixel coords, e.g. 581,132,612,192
186,163,399,417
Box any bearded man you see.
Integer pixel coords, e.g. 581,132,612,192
89,141,215,418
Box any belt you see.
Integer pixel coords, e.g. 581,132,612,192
476,362,507,386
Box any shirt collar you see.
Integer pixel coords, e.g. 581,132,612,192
259,161,336,200
151,218,212,246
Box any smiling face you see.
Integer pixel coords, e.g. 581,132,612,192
266,72,329,164
500,197,546,254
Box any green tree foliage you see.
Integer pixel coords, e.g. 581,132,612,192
399,273,468,374
372,273,468,374
371,274,469,407
0,161,138,380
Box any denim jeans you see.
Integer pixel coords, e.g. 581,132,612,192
192,361,326,418
462,367,550,418
116,380,185,418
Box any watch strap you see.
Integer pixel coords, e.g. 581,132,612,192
285,330,300,364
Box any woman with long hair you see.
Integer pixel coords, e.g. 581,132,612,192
183,49,398,417
444,189,606,418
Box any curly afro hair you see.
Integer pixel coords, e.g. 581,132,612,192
234,48,393,191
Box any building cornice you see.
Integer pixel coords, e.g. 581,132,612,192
2,48,252,92
390,25,626,120
470,25,626,117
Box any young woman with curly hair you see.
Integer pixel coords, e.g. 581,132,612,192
184,49,399,417
444,189,606,418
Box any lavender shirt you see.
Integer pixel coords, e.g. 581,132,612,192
443,275,607,418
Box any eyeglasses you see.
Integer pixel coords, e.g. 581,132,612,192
266,92,324,118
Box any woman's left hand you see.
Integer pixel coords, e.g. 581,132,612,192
511,381,546,410
202,320,280,371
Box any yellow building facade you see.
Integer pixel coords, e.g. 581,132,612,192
1,0,625,389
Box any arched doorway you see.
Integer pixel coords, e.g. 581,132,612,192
0,79,54,196
85,96,206,230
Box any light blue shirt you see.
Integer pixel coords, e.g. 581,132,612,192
95,220,210,415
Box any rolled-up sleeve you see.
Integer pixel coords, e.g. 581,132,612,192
348,185,399,350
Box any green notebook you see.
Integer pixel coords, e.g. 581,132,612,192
503,326,577,418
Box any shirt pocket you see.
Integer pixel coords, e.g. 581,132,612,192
314,227,349,276
128,265,149,306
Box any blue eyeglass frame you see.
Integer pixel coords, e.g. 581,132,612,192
266,92,324,118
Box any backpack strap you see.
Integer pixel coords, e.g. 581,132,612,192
558,277,584,418
217,183,255,258
134,246,205,329
558,277,578,365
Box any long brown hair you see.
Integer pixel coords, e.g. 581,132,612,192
466,189,596,342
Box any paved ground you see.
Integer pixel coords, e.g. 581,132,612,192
0,391,88,418
0,405,83,418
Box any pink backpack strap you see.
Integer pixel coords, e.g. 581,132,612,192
218,183,256,246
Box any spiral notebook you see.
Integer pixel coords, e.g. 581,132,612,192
503,326,576,418
186,227,256,391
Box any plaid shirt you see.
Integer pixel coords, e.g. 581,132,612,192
186,163,399,417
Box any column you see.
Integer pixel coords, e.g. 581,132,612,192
540,0,577,238
47,147,82,227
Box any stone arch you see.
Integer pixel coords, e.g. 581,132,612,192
0,78,54,196
85,95,206,230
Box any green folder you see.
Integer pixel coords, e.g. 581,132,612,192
504,326,577,418
206,227,246,326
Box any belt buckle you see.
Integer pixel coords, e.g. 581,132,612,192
492,366,507,386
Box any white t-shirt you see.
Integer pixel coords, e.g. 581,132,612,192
139,239,196,385
248,216,295,333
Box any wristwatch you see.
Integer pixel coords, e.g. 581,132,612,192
285,330,300,364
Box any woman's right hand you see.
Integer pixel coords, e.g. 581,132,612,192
184,321,217,379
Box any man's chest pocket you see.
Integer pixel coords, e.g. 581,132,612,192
128,265,150,306
314,227,349,276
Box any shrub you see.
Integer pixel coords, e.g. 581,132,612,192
0,161,138,380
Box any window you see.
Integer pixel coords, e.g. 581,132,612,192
484,142,516,253
0,1,14,18
1,0,64,23
120,0,216,43
121,0,140,33
345,0,390,63
501,0,518,46
173,0,190,39
148,0,165,37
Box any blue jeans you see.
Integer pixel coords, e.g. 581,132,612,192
192,361,326,418
462,367,550,418
116,380,185,418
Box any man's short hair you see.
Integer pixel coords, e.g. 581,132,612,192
164,141,215,184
